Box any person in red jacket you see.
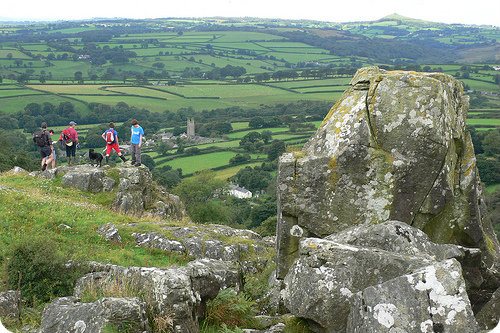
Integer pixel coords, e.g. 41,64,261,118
59,121,79,166
101,122,127,164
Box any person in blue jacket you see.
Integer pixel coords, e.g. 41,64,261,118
130,119,144,166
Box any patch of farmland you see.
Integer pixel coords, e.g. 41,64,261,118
0,88,44,98
189,55,272,74
103,86,179,99
157,151,265,174
138,57,212,72
155,84,287,99
269,77,351,89
461,79,499,92
231,122,249,130
44,61,92,78
27,85,122,95
210,31,284,42
296,86,349,93
255,42,314,48
226,127,290,139
467,118,500,127
209,42,271,52
266,52,340,63
0,95,89,114
213,163,262,180
0,49,32,59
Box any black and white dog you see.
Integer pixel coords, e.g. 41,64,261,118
88,149,103,167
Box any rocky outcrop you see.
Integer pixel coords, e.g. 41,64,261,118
276,67,500,282
97,223,122,243
282,222,482,332
0,290,19,320
45,164,185,220
72,259,242,333
347,259,479,333
60,165,115,193
132,224,273,272
39,297,150,333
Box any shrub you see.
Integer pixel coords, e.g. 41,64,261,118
203,288,256,328
6,238,84,306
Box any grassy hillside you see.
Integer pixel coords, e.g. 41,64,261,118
0,171,190,274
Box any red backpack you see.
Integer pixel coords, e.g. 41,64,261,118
105,130,115,144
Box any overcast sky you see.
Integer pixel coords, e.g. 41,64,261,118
1,0,499,26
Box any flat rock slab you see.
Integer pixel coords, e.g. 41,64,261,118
347,259,479,333
39,297,149,333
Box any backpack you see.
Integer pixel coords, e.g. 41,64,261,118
62,131,73,146
105,130,115,145
33,130,49,147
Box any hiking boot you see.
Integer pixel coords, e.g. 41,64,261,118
135,163,141,167
41,163,47,171
119,155,128,163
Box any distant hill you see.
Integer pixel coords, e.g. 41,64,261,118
378,13,438,25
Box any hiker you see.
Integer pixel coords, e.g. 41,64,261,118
130,119,144,167
49,130,57,169
33,122,53,171
101,122,127,164
59,121,79,165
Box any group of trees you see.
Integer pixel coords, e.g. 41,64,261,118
171,170,276,232
472,128,500,186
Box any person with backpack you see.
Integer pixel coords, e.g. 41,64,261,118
130,119,144,167
33,122,53,171
101,122,127,164
59,121,79,166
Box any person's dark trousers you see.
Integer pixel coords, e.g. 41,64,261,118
131,143,141,165
65,144,76,165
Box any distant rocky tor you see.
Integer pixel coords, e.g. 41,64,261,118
276,67,500,332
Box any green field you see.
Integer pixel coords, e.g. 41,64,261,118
156,151,265,174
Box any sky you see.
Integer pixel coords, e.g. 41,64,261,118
1,0,499,26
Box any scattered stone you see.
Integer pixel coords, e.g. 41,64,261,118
0,290,20,320
39,297,150,333
97,223,122,243
264,323,286,333
347,259,479,333
133,232,185,253
10,166,26,174
58,224,72,230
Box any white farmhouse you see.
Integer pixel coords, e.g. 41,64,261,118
229,184,252,199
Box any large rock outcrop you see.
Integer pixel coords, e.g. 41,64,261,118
276,67,500,280
282,222,482,332
71,259,242,333
47,164,185,220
